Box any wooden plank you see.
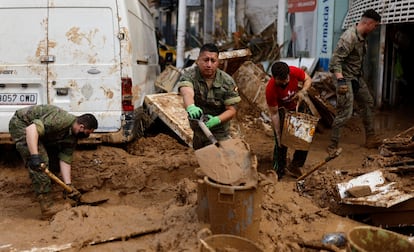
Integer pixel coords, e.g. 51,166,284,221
340,198,414,214
144,93,193,147
387,165,414,173
385,159,414,167
87,227,162,246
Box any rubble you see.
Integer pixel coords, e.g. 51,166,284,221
145,46,414,246
328,127,414,227
380,126,414,160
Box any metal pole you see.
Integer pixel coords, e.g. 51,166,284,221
277,0,286,47
176,0,187,68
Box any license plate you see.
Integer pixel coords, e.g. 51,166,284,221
0,93,37,105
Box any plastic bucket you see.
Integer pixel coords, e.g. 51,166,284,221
281,111,319,150
347,226,414,252
200,234,263,252
196,178,209,223
204,176,261,242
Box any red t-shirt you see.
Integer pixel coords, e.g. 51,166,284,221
265,66,305,111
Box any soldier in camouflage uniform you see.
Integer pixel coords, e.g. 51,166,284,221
327,9,382,155
9,105,98,219
177,43,241,150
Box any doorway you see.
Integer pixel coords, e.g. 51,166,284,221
384,23,414,108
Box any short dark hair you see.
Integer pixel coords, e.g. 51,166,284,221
362,9,381,22
200,43,219,54
77,113,98,130
271,62,290,80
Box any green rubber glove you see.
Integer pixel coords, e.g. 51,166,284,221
186,104,203,119
205,115,221,129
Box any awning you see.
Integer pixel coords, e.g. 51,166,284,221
343,0,414,28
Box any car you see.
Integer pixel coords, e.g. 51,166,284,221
158,41,176,71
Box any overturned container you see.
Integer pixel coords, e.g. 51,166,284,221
204,176,262,242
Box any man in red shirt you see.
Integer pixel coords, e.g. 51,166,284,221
266,61,312,179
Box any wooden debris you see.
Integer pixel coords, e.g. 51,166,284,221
380,126,414,160
346,185,372,198
219,48,252,75
85,227,162,247
232,61,270,113
387,165,414,173
309,71,337,127
298,240,342,252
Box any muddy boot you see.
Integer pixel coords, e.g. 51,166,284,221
365,134,382,149
276,167,285,180
285,165,302,178
327,143,339,157
37,193,70,220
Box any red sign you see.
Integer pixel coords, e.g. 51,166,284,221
288,0,317,13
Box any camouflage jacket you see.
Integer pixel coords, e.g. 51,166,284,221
177,66,241,133
329,25,367,79
12,105,77,163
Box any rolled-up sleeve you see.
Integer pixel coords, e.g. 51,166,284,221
176,80,194,90
32,119,45,136
224,80,241,106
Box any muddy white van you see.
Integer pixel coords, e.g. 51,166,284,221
0,0,160,144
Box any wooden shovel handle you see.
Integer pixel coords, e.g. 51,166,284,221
40,163,73,193
297,148,342,181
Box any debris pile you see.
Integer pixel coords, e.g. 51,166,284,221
380,126,414,166
331,127,414,227
363,126,414,175
308,71,337,127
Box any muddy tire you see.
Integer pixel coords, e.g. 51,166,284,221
132,106,154,140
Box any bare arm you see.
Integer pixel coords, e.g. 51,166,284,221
219,105,237,123
60,160,72,184
25,124,39,155
268,105,281,147
302,72,312,91
179,86,195,108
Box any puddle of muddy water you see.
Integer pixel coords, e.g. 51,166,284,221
374,107,414,134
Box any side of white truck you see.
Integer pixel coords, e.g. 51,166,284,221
0,0,160,144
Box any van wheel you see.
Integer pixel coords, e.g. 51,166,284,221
132,106,154,140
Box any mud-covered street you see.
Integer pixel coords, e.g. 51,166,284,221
1,97,414,251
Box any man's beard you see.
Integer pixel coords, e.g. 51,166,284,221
75,132,89,139
280,83,288,89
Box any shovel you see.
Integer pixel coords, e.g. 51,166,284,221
40,163,109,206
193,116,257,186
196,115,219,147
296,148,342,192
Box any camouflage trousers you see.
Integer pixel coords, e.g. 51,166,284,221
9,114,59,195
330,77,375,146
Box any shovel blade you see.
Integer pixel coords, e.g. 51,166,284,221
195,138,258,186
77,191,110,206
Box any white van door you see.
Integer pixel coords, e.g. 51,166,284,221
47,0,122,132
0,1,48,132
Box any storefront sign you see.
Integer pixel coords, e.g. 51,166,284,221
316,0,334,70
288,0,317,13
